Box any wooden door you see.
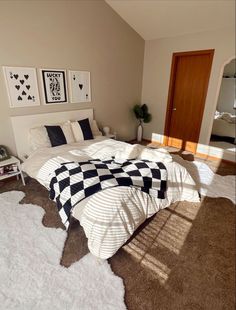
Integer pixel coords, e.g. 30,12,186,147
164,50,214,153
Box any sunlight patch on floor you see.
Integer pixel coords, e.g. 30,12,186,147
124,242,171,284
123,203,201,284
152,213,192,254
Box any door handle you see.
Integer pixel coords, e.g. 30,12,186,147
173,107,177,111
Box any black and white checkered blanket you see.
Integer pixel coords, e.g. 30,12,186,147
49,159,167,228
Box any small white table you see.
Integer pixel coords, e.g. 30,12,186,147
106,133,117,140
0,156,25,185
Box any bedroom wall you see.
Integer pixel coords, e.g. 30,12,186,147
141,27,235,145
0,0,144,154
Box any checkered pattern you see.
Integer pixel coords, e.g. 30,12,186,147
49,159,167,229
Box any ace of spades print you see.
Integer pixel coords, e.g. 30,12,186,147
3,67,40,107
69,70,91,103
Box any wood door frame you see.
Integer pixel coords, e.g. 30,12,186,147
163,49,215,151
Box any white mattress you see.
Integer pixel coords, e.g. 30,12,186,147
22,138,200,259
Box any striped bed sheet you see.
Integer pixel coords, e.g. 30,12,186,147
22,138,200,259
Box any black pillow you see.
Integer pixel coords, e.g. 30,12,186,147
78,118,94,140
45,125,67,147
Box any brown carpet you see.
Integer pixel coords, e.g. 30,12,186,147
0,158,235,310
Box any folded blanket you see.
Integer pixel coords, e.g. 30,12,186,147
49,158,167,229
114,144,141,163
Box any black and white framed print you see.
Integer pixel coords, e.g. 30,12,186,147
3,66,40,108
41,69,68,104
68,70,91,103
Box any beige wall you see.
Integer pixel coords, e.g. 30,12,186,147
142,27,235,145
0,0,144,154
217,79,235,114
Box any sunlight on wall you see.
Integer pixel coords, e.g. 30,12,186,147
123,202,201,285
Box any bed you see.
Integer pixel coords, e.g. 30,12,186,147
11,109,199,259
211,112,236,139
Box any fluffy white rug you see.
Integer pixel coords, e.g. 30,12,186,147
173,155,236,204
0,191,126,310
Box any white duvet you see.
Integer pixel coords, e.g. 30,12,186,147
22,138,199,259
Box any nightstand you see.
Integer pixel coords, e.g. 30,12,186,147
128,139,150,146
0,156,25,185
106,133,117,140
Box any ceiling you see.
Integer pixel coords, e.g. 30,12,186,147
105,0,235,40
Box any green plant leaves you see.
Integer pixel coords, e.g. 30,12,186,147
133,104,152,123
143,113,152,123
133,104,143,119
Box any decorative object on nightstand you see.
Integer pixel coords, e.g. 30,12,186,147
102,127,116,140
103,126,110,136
133,104,152,142
0,156,25,185
106,133,117,140
0,145,10,161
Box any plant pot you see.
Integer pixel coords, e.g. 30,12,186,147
137,123,143,142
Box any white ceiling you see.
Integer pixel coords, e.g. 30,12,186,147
106,0,235,40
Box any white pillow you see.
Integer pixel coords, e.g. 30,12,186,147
29,126,51,151
91,120,102,136
61,121,75,143
71,121,84,141
29,121,75,151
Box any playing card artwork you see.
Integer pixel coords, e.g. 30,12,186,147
69,71,91,103
3,67,40,107
41,69,67,104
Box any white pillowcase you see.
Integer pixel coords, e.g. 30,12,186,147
61,121,75,144
29,126,51,151
91,120,102,136
29,121,75,151
71,121,84,142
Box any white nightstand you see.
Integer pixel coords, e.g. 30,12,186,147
106,133,117,140
0,156,25,185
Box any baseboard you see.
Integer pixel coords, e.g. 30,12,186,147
150,134,236,163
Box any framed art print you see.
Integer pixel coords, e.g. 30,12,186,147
41,69,68,104
68,70,91,103
3,66,40,108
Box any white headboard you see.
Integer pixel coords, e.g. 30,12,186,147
11,108,94,160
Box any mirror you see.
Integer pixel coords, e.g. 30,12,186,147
209,58,236,153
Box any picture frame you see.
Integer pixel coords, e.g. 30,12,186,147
3,66,40,108
68,70,91,103
40,69,68,104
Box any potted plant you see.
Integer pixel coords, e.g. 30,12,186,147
133,104,152,142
